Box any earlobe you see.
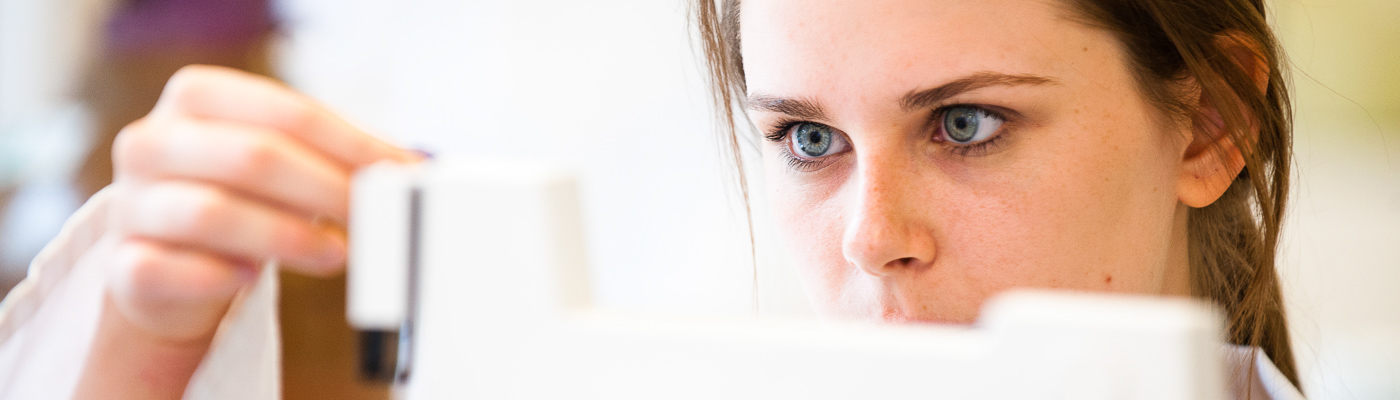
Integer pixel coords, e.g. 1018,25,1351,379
1177,131,1246,208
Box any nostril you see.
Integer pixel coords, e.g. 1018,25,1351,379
858,257,923,277
889,257,933,274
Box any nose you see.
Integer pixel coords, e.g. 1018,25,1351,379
841,158,938,278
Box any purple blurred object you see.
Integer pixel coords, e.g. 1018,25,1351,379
104,0,274,55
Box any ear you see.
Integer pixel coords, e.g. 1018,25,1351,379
1176,32,1268,208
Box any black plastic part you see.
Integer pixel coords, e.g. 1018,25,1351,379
358,329,399,382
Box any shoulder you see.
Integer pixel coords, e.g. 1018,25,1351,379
1223,345,1306,400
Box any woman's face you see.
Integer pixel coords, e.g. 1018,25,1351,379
743,0,1196,323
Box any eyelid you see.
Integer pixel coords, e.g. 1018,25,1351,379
763,116,805,142
930,102,1019,124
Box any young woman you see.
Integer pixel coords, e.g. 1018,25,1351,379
0,0,1301,398
695,0,1300,393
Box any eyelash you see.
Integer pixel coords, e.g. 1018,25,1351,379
784,152,824,172
762,104,1013,168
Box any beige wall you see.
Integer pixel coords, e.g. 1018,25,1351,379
1278,0,1400,125
1273,0,1400,398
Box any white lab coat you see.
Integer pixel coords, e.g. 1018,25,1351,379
0,187,1306,400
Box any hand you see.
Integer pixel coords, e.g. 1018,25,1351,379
75,65,418,398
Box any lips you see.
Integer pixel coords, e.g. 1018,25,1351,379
834,273,969,324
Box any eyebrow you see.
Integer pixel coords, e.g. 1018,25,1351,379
744,72,1058,119
899,72,1057,111
744,94,828,120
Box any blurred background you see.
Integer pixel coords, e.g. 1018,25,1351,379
0,0,1394,398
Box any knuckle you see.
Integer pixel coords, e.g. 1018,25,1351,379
169,64,220,82
132,184,232,241
111,118,160,173
177,187,233,238
224,136,280,183
160,65,243,114
112,240,168,293
280,102,321,136
162,66,278,118
274,223,318,255
162,67,215,107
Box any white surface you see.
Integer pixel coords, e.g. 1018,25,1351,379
385,157,1230,400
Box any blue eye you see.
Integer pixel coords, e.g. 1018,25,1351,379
942,106,1004,144
789,122,847,159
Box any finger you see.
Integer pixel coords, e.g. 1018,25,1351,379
106,238,255,341
114,116,351,220
113,182,347,275
151,65,419,168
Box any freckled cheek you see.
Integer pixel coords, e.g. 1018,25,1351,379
765,173,852,299
1054,105,1181,289
935,161,1139,294
988,133,1171,293
775,199,846,268
982,182,1121,290
935,201,1051,289
773,204,839,264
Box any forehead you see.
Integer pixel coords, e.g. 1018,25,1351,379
739,0,1119,98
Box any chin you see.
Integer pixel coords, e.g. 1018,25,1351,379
866,306,965,325
818,308,951,325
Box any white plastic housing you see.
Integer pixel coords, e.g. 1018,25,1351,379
347,161,423,330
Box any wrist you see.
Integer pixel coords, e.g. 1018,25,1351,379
75,295,221,400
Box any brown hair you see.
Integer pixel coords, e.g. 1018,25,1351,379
693,0,1298,388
